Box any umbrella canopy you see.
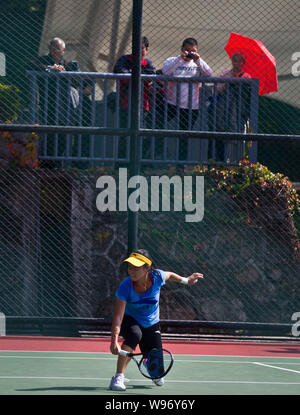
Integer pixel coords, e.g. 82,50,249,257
225,32,278,96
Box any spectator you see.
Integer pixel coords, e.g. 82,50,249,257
217,52,251,95
113,36,156,128
113,36,156,160
211,52,252,133
162,37,213,130
31,37,80,126
209,52,252,162
162,37,212,159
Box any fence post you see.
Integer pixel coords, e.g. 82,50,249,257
28,73,37,123
248,78,259,162
128,0,143,254
0,313,6,336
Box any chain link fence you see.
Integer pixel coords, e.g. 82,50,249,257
0,1,299,335
0,163,299,331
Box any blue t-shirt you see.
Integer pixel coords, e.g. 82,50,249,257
115,269,166,328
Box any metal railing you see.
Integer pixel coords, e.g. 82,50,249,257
26,71,259,165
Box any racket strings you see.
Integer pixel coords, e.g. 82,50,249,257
140,349,172,379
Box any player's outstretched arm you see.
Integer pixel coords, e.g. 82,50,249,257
164,271,204,285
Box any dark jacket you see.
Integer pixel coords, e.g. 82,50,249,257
113,54,156,110
30,55,80,125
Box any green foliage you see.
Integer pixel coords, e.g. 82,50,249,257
0,82,21,122
0,0,45,14
193,158,300,215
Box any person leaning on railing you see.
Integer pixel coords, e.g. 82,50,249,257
30,37,80,126
208,52,252,162
215,52,252,133
113,36,156,129
112,36,156,160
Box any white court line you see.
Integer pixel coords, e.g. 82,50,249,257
1,350,300,360
0,355,300,365
0,355,254,363
175,354,300,359
0,355,116,360
0,375,299,385
254,362,300,374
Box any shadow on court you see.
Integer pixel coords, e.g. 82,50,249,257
15,385,152,393
266,347,300,354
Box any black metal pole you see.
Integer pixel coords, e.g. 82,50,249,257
128,0,143,254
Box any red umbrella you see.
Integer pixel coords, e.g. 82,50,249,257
224,32,278,96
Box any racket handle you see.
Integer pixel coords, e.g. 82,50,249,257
119,350,131,357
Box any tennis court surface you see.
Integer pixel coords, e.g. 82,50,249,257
0,336,299,397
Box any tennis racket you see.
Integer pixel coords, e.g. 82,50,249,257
119,348,174,380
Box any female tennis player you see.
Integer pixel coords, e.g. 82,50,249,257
109,249,203,391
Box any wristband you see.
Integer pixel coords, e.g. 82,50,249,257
180,277,189,285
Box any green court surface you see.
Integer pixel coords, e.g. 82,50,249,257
0,350,299,395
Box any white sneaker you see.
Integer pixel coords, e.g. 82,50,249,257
152,377,164,386
109,374,126,391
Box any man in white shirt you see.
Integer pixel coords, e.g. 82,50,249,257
162,37,213,130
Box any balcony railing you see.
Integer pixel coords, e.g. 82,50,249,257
27,71,259,166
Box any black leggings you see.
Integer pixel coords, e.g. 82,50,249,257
120,314,163,354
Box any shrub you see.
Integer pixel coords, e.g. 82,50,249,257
193,159,300,261
0,82,21,122
193,158,300,215
1,130,39,168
